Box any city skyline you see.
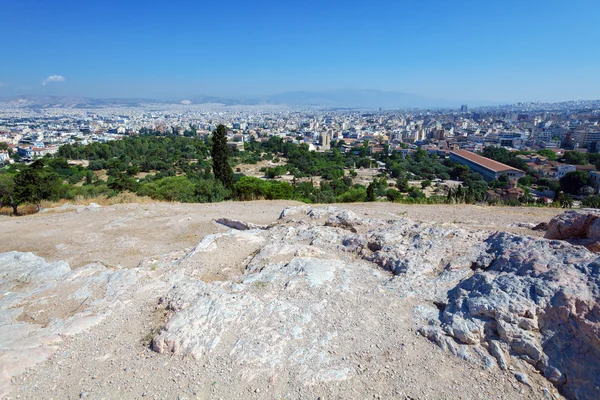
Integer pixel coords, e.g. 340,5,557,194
1,0,599,103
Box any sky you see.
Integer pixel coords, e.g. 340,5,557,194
1,0,599,103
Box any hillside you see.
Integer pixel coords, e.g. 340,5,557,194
1,201,592,400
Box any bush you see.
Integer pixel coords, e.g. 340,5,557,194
582,195,600,208
137,176,196,202
234,176,266,200
336,187,367,203
386,189,403,202
408,188,426,199
264,181,293,200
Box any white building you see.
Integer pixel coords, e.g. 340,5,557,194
555,164,577,179
0,150,10,164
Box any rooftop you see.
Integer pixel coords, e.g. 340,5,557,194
451,149,524,173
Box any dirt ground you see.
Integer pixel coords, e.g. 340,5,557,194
0,201,298,269
0,201,566,400
0,201,562,270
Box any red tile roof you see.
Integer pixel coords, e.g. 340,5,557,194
451,150,524,173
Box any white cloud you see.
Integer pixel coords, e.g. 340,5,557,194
42,75,65,86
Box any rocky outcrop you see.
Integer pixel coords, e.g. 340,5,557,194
215,218,268,231
545,210,600,251
419,232,600,400
150,206,600,399
0,252,139,397
4,206,599,399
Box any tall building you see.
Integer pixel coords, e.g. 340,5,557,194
460,105,468,113
320,132,330,149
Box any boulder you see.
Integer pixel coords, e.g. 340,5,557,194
545,210,600,252
545,210,600,240
422,232,600,400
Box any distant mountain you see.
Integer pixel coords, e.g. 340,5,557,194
0,95,164,108
185,89,464,109
0,91,499,109
262,89,457,109
187,95,254,106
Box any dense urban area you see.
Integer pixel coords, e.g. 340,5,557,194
2,97,600,214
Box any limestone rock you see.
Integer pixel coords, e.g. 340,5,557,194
214,218,268,231
0,253,139,396
545,210,600,240
545,210,600,252
424,232,600,400
4,205,599,399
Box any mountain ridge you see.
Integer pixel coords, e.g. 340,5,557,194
0,90,497,109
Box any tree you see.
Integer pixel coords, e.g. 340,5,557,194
211,125,233,189
481,146,527,171
421,179,432,189
265,166,286,179
336,187,367,203
536,149,557,161
449,164,471,181
560,170,590,195
446,187,454,204
563,151,588,165
0,174,18,215
557,192,574,208
234,176,266,201
108,173,139,192
396,177,410,192
366,181,376,202
518,175,533,187
13,160,62,212
408,187,426,199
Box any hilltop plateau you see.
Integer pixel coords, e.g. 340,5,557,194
1,201,598,400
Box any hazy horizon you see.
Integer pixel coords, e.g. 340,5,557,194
2,0,599,103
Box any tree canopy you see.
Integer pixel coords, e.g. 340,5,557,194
211,125,234,189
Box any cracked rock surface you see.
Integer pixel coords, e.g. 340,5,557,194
2,202,594,399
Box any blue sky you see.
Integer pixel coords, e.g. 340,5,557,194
1,0,599,102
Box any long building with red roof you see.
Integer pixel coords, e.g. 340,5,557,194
449,149,525,182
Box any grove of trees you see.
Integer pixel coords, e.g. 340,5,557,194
3,127,596,215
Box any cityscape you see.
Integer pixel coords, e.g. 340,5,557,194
2,96,600,207
2,0,600,399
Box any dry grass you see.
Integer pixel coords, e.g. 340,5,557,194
67,192,157,206
0,204,38,217
0,193,158,217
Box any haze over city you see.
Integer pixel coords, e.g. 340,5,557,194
1,0,599,104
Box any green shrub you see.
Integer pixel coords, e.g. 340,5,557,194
386,189,403,202
336,187,367,203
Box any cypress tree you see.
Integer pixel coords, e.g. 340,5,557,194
366,181,376,202
211,124,233,188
